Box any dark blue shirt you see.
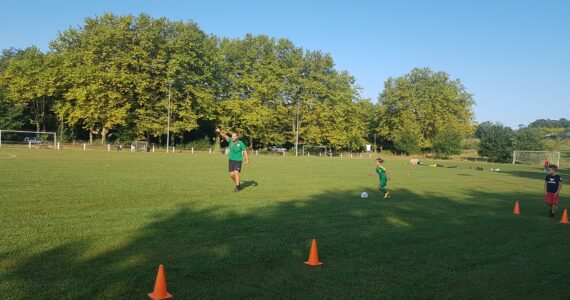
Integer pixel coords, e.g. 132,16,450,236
546,174,562,193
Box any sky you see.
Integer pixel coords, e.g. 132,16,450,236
1,0,568,128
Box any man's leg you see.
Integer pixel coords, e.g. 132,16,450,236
234,171,241,189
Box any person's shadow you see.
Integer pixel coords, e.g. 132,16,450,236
241,180,258,190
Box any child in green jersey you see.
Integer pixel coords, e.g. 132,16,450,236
368,158,391,199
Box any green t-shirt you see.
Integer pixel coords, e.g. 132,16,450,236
228,140,246,161
376,166,388,182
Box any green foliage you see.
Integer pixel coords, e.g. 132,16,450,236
393,128,420,154
1,46,55,131
460,138,480,150
378,68,475,149
181,137,213,150
0,15,476,152
217,35,366,150
528,118,570,129
477,122,514,162
432,125,462,158
0,87,23,129
513,127,544,150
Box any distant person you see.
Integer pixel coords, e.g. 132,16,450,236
368,158,391,199
545,164,562,218
216,128,249,192
544,159,550,173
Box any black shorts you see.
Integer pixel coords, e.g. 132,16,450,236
229,160,242,172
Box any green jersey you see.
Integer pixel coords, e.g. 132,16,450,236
376,166,388,183
228,140,246,161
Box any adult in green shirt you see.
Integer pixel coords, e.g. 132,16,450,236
216,128,250,192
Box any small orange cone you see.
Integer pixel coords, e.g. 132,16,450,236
513,200,520,215
148,264,172,300
560,209,569,224
304,239,323,266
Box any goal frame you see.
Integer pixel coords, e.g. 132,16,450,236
302,145,331,156
512,150,560,166
0,129,57,149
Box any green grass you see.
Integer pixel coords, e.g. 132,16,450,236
1,149,569,299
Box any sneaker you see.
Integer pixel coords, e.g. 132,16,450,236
549,211,555,218
383,192,391,199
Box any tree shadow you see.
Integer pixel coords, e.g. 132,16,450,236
503,167,568,181
2,187,570,299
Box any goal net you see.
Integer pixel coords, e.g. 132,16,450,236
0,130,57,149
131,141,149,152
302,145,331,157
512,150,560,166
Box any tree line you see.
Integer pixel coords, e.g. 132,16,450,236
0,13,476,152
476,120,569,163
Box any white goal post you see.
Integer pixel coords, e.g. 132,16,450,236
0,130,57,149
512,150,560,166
302,145,331,156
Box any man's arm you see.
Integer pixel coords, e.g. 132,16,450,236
243,149,249,165
216,128,230,142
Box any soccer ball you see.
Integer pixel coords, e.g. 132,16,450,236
360,192,368,199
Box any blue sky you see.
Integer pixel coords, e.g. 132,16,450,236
1,0,568,127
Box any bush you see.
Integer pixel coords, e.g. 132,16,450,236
460,138,480,150
394,129,420,155
182,137,213,150
477,122,514,162
433,126,462,158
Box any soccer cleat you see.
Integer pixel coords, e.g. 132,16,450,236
549,211,555,218
383,192,391,199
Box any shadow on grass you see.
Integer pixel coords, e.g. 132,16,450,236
240,180,258,190
3,188,570,299
503,168,569,181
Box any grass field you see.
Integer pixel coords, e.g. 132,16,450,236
1,149,569,299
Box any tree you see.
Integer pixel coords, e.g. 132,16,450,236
528,118,570,129
0,14,377,150
432,125,462,158
514,127,544,150
393,127,421,155
1,46,54,132
477,122,514,162
0,88,23,129
54,14,137,144
378,68,475,149
0,49,24,129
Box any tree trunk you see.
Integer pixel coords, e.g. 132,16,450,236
89,131,93,144
214,133,220,152
101,127,107,144
60,115,64,137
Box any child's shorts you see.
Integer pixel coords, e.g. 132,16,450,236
545,192,559,205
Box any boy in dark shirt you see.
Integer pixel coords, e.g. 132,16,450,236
545,165,562,217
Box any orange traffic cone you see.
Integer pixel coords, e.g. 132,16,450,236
560,209,569,224
304,239,323,266
513,200,520,215
148,264,172,300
